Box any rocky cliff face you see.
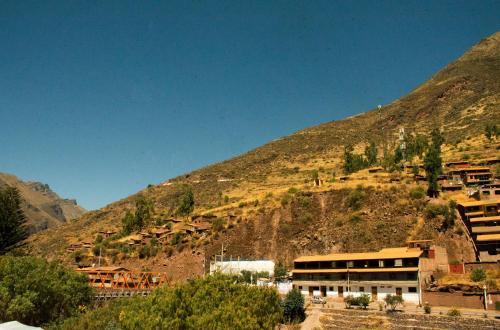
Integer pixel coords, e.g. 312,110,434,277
0,173,86,233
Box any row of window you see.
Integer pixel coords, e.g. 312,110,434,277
294,258,419,270
293,272,418,281
297,285,417,293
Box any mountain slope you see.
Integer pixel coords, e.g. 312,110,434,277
25,32,499,278
0,173,86,233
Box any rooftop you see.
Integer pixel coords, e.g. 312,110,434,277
470,215,500,223
458,198,500,208
476,234,500,242
294,247,422,263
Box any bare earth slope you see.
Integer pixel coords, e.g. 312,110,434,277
25,32,499,279
0,173,86,233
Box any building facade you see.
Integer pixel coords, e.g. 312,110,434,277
292,247,423,304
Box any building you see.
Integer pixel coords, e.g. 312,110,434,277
480,183,500,199
447,167,493,186
292,247,423,304
457,198,500,261
209,259,275,276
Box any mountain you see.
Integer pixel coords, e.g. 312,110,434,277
0,173,86,233
25,32,499,279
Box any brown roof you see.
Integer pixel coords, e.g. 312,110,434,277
77,266,130,272
294,247,422,262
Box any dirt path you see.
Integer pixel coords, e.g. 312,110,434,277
301,305,322,330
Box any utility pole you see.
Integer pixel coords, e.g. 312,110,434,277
483,284,488,311
98,246,102,267
347,262,350,294
221,243,224,272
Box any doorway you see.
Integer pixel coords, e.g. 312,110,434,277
338,286,343,297
320,286,327,297
396,287,402,296
309,286,314,296
371,286,378,300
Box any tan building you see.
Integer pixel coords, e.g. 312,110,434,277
292,247,424,304
457,198,500,261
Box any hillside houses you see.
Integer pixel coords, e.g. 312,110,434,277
457,198,500,261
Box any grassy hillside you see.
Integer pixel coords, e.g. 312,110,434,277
0,173,86,233
24,32,499,279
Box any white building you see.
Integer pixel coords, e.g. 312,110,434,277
210,259,275,276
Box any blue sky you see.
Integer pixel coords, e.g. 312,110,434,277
0,1,498,210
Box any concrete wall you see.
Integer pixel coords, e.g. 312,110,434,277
422,291,500,310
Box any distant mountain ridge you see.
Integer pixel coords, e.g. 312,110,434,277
0,173,86,233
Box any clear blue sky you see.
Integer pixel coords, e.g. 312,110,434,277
1,1,498,210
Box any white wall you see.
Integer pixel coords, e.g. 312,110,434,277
296,284,420,304
210,260,275,276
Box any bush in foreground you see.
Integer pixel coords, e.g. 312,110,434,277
282,288,305,324
0,256,92,326
56,274,282,330
384,294,404,311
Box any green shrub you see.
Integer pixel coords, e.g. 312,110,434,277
238,201,247,208
287,187,299,194
409,186,426,199
447,308,461,317
282,288,305,324
344,295,355,309
296,195,312,208
212,218,226,232
470,268,487,282
280,194,291,207
57,274,282,330
0,256,92,326
424,303,431,314
384,294,404,311
347,187,364,211
349,213,362,223
357,293,371,309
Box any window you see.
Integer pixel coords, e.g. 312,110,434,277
329,287,333,291
359,287,365,292
379,260,384,267
408,287,417,293
347,261,354,268
331,261,337,268
298,286,302,290
394,259,403,267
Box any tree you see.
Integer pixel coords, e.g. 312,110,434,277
364,141,377,166
343,145,355,174
0,256,92,326
0,187,28,253
282,288,305,324
177,186,195,216
384,294,404,311
121,210,135,235
134,195,154,229
424,128,443,198
121,196,154,234
274,262,288,281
